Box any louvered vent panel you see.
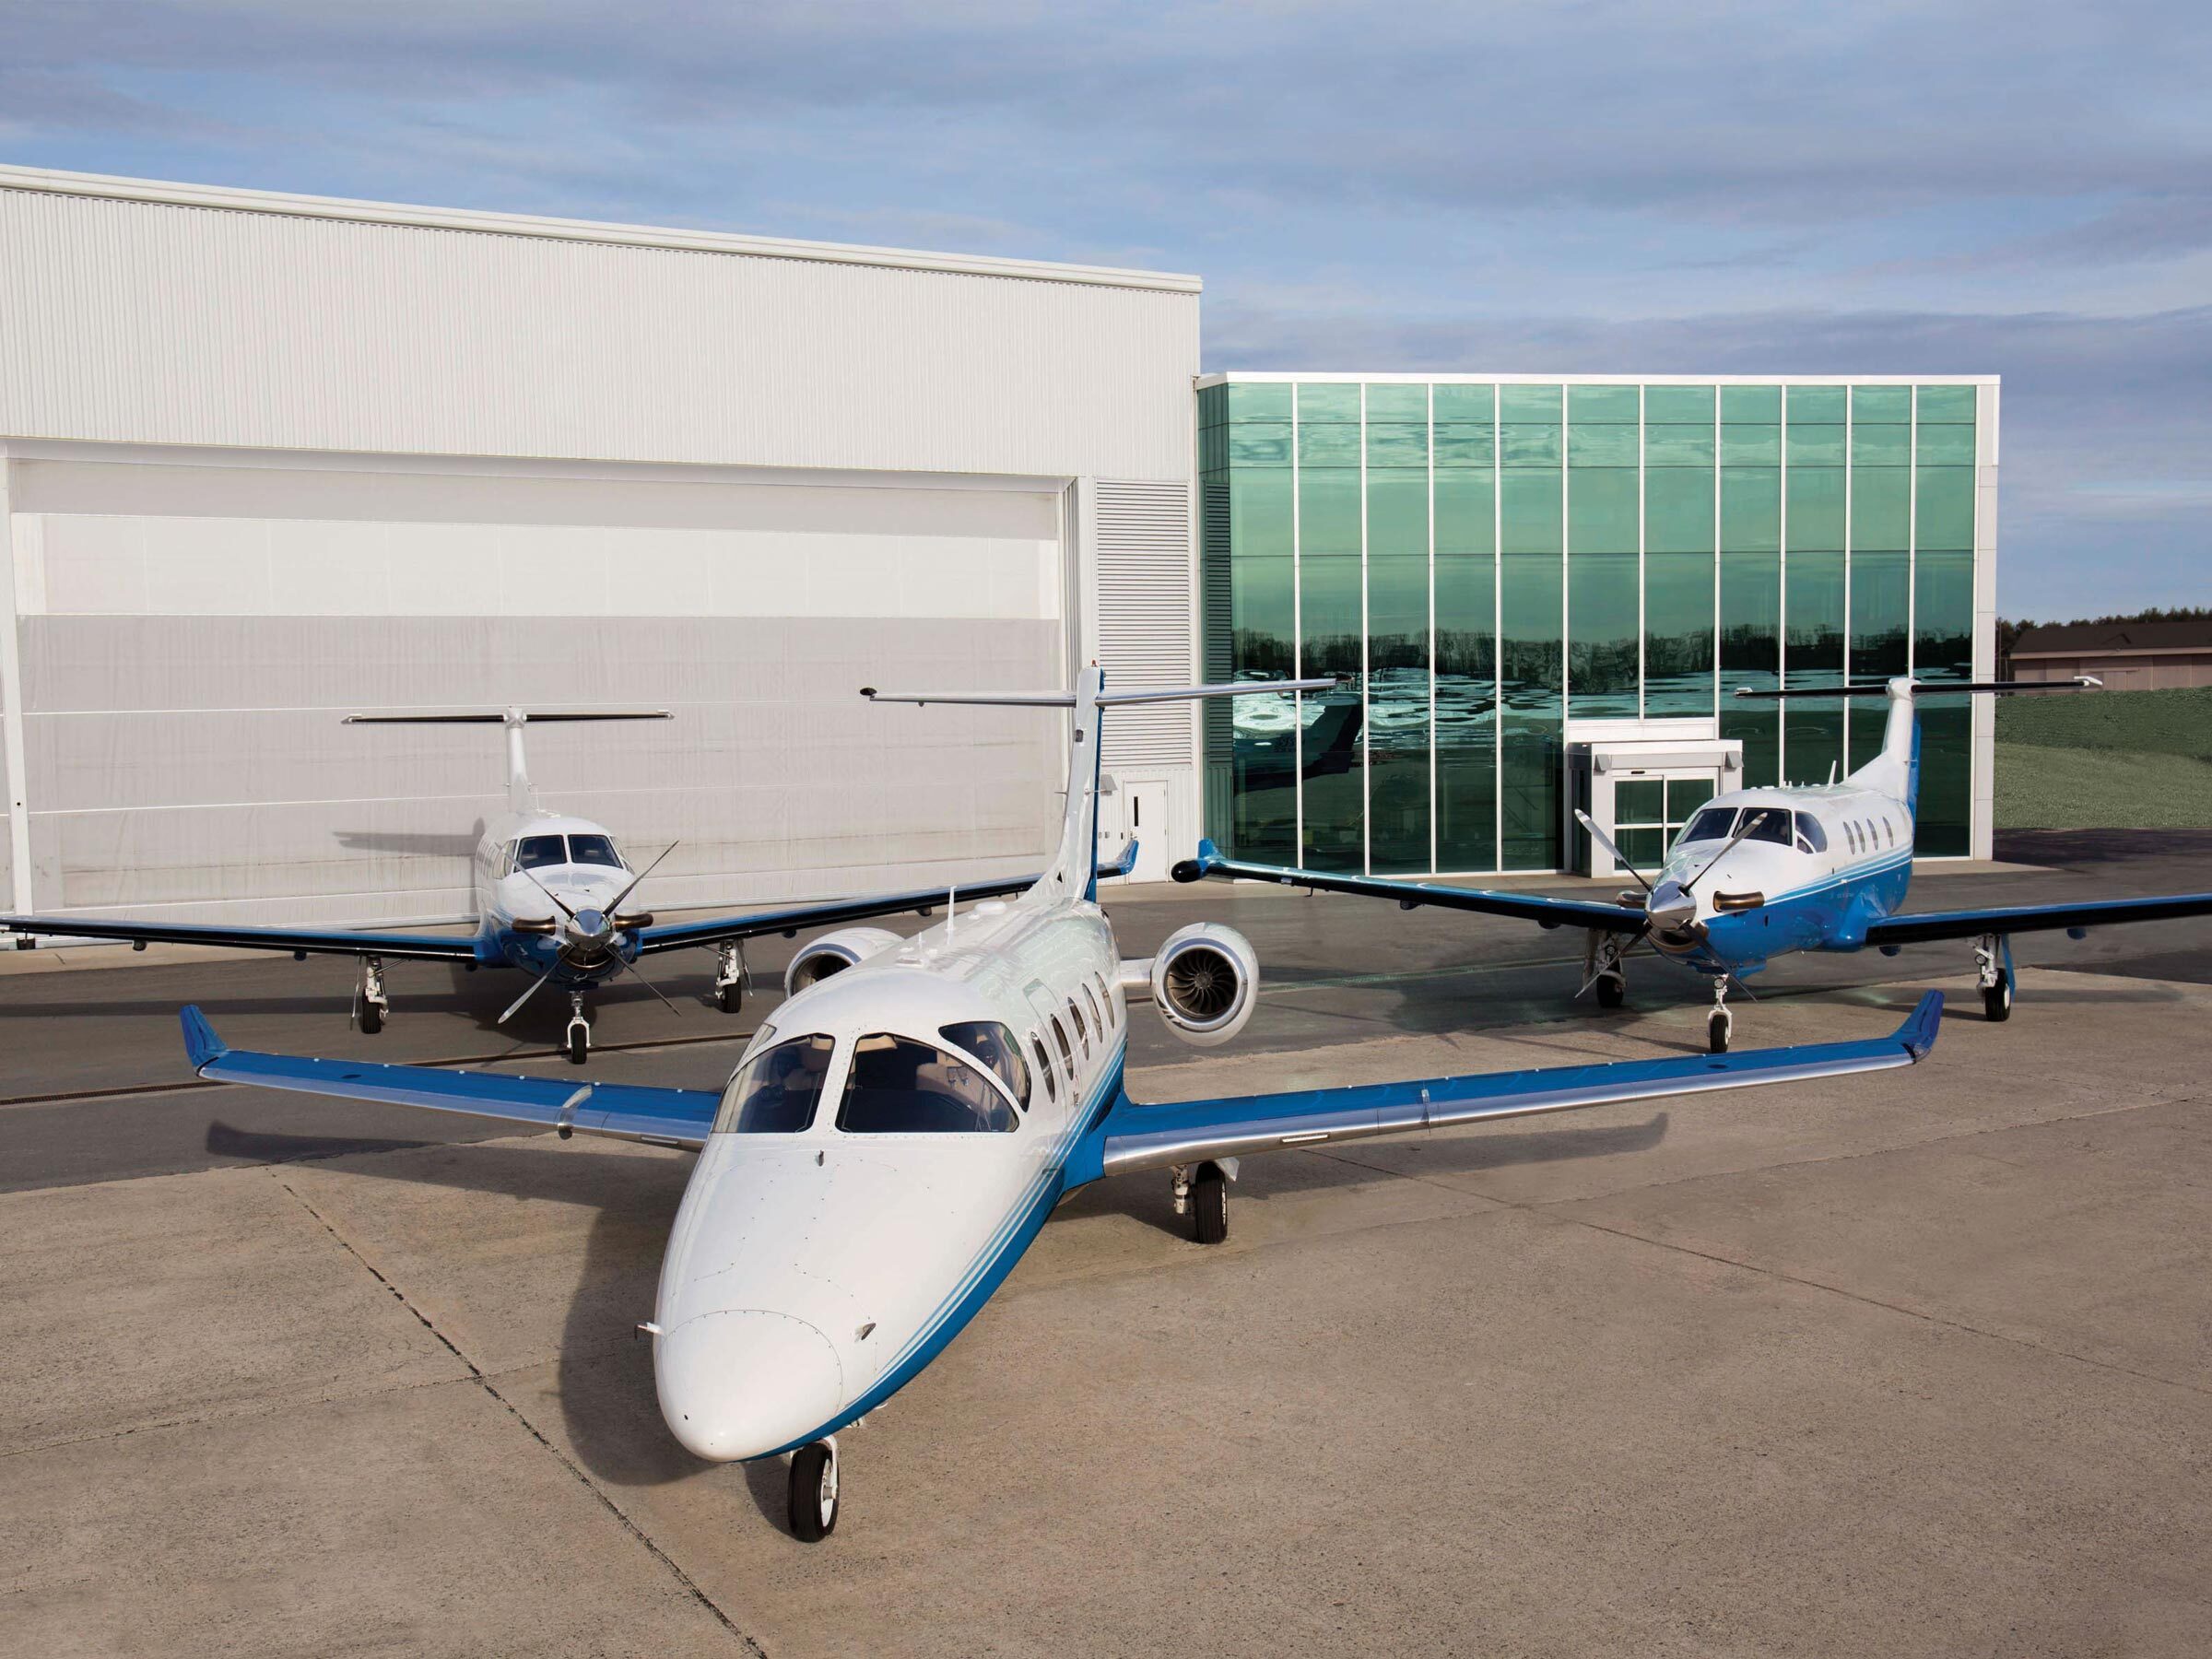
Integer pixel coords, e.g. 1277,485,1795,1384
1096,479,1194,767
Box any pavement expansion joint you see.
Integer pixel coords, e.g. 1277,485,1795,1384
269,1171,766,1654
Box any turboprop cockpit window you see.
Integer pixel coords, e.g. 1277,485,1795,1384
713,1034,836,1134
939,1021,1030,1110
1678,807,1738,846
1796,814,1828,853
835,1034,1020,1134
515,835,569,871
565,833,626,870
1741,812,1794,848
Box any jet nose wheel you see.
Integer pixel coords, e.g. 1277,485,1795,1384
1983,970,2013,1022
788,1439,839,1542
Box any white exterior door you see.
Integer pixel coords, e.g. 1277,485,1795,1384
1123,781,1169,883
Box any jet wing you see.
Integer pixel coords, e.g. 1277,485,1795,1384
1862,890,2212,948
180,1006,718,1147
1073,992,1941,1182
633,843,1139,957
1171,838,1649,934
3,913,480,961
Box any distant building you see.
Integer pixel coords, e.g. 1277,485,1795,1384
2010,621,2212,690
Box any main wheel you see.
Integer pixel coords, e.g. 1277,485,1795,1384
1594,974,1626,1009
788,1441,839,1541
565,1022,590,1065
1191,1162,1228,1245
1983,971,2013,1023
1707,1009,1731,1054
716,982,743,1014
358,1001,384,1036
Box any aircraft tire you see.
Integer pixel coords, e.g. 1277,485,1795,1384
1707,1011,1730,1054
716,982,743,1015
1983,971,2013,1023
565,1023,589,1065
1595,975,1626,1009
788,1441,839,1541
358,1002,384,1036
1191,1161,1228,1245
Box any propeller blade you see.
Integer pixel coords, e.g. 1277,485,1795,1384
499,969,555,1025
603,840,680,924
1681,811,1771,895
1574,809,1653,896
520,866,578,921
607,950,682,1018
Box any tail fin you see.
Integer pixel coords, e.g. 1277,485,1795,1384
346,706,671,813
862,674,1334,899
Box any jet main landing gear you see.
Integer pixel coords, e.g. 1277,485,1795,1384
1975,932,2014,1022
788,1436,839,1541
1707,977,1733,1053
713,940,746,1015
565,991,592,1065
1171,1159,1234,1244
353,955,389,1035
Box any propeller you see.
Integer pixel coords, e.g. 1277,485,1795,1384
498,841,682,1027
1574,809,1654,897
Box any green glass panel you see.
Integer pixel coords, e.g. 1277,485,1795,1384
1719,425,1781,466
1664,778,1706,821
1787,468,1845,552
1364,382,1428,424
1644,384,1715,424
1646,424,1716,467
1851,385,1912,425
1917,467,1975,549
1617,779,1663,821
1367,468,1430,873
1852,466,1911,551
1198,425,1227,473
1569,467,1638,555
1225,382,1292,422
1365,422,1428,465
1785,548,1846,784
1436,469,1497,871
1297,382,1361,423
1724,703,1779,790
1500,470,1563,555
1722,466,1781,553
1210,465,1300,863
1787,384,1847,423
1914,547,1973,855
1914,423,1975,465
1299,422,1361,466
1501,424,1562,466
1851,422,1911,466
1299,460,1363,872
1721,384,1782,424
1646,548,1716,716
1568,423,1639,466
1786,424,1846,466
1720,541,1781,785
1849,548,1911,769
1433,424,1496,466
1568,383,1640,424
1618,827,1665,866
1198,384,1228,428
1500,383,1562,423
1228,424,1292,465
1433,382,1495,421
1569,549,1639,718
1646,466,1714,554
1916,385,1978,423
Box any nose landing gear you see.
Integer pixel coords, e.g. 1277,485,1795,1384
1707,977,1733,1053
788,1436,839,1541
565,991,592,1065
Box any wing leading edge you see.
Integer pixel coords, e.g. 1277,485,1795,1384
1073,992,1942,1182
1863,891,2212,949
4,914,480,960
181,1006,719,1147
1171,838,1649,934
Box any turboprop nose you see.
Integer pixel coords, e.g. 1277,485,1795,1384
654,1311,844,1462
1645,881,1698,935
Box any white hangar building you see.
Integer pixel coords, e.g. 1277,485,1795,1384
0,165,1202,926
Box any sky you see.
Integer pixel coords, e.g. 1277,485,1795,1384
4,0,2207,620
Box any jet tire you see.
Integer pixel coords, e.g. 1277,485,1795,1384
789,1441,839,1541
1192,1161,1228,1245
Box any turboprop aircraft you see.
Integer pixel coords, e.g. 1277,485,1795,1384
172,666,1941,1541
1177,676,2212,1053
4,707,1037,1064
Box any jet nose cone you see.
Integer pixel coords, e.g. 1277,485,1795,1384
654,1311,845,1462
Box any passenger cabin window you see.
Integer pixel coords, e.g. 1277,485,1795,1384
1081,983,1104,1035
1679,807,1738,846
713,1034,835,1134
1030,1037,1057,1102
1094,974,1116,1028
1068,1000,1089,1058
514,835,569,872
940,1020,1029,1110
1050,1016,1076,1080
1742,811,1793,848
835,1033,1019,1134
565,833,626,870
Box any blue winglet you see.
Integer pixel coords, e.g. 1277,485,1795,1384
180,1004,227,1073
1170,837,1220,884
1898,988,1944,1059
1108,839,1140,877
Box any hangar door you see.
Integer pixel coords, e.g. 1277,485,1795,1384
5,451,1069,925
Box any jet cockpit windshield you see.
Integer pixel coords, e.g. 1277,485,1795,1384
714,1033,835,1133
836,1032,1020,1134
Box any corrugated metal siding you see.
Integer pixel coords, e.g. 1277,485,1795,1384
1096,479,1194,767
0,186,1198,483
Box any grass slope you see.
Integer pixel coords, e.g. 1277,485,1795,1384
1994,686,2212,829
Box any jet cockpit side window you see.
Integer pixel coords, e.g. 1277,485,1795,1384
1794,813,1828,854
940,1020,1030,1111
515,834,568,871
565,832,627,871
1677,806,1738,847
713,1033,836,1134
835,1033,1020,1134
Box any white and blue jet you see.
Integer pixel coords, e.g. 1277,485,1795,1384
1177,677,2212,1053
6,707,1036,1064
174,668,1941,1540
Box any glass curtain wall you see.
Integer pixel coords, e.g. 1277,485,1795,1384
1199,378,1980,872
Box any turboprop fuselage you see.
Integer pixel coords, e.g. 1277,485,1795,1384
469,807,646,989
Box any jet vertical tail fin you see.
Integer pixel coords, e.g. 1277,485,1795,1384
345,707,672,813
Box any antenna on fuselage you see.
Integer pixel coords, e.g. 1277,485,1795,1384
345,706,672,813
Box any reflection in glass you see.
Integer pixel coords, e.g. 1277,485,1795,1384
1299,395,1364,872
1367,397,1430,871
1435,436,1496,870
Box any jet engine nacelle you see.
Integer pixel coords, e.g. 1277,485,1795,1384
1147,922,1259,1047
784,927,902,996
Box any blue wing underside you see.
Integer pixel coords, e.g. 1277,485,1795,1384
1863,891,2212,948
1172,841,1647,934
0,914,480,959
